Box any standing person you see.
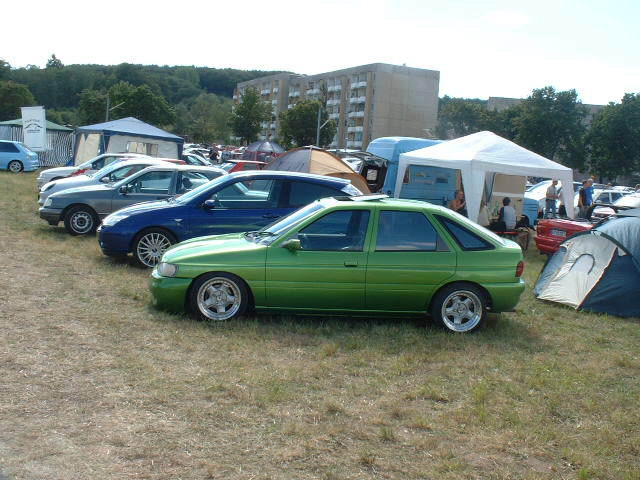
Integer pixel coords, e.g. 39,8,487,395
545,180,559,218
448,190,467,217
585,178,594,208
578,180,588,218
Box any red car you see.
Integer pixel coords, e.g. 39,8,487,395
535,218,593,254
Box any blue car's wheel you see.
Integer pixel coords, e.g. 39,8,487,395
8,160,23,173
189,273,249,321
133,228,176,268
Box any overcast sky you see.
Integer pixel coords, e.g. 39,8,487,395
3,0,638,105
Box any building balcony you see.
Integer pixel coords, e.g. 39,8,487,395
348,111,365,118
327,85,342,92
306,88,320,95
287,104,295,109
350,81,367,89
328,112,340,119
260,122,268,128
347,140,363,148
273,87,279,93
348,96,367,104
270,123,277,129
288,91,301,97
347,126,364,133
271,99,277,105
260,89,271,95
326,99,340,106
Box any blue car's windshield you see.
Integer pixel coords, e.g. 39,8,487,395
174,174,229,204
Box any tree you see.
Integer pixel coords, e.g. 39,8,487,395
188,93,232,142
0,59,10,80
46,54,64,69
229,88,270,143
436,98,488,139
0,81,36,121
514,86,587,167
278,100,336,147
587,93,640,178
78,89,107,124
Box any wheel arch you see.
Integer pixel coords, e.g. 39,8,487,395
427,280,492,312
185,271,255,314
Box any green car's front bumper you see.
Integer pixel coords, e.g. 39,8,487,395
150,270,192,313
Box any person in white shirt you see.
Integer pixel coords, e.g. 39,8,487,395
498,197,517,230
545,180,559,218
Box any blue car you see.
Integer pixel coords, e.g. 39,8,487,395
97,171,363,266
0,140,39,173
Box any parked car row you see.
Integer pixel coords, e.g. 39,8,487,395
11,147,528,333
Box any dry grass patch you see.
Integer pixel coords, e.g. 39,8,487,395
0,172,639,479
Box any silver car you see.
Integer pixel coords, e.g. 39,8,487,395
36,153,149,189
39,165,226,235
38,158,176,206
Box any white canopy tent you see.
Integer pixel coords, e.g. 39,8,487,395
394,131,575,221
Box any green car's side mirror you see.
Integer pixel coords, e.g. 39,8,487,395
283,238,301,252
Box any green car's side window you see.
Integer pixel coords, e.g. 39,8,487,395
295,210,370,251
376,210,449,252
435,215,494,251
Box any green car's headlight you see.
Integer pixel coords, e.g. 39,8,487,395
157,262,178,277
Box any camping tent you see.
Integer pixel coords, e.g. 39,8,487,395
0,118,73,167
266,146,371,194
535,210,640,317
394,131,575,222
242,140,285,161
73,117,183,164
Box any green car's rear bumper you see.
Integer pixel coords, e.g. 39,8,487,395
484,279,526,312
150,270,192,313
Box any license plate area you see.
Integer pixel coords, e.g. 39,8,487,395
551,229,566,237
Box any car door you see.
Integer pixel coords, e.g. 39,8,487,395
0,142,19,168
365,210,456,312
110,170,175,212
187,178,287,237
265,209,371,310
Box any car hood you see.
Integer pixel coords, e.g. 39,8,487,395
43,175,92,190
163,233,265,264
50,183,113,198
41,166,75,176
110,199,176,217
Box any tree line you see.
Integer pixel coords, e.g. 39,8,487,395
1,56,638,179
0,55,281,142
436,87,640,180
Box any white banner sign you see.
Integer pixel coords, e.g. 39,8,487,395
21,106,47,151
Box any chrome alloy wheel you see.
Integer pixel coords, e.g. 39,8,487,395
70,211,94,234
196,277,242,321
136,232,172,267
441,290,483,333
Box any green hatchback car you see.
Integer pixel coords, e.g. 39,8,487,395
150,196,525,333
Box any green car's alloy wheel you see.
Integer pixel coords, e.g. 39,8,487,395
8,160,23,173
190,273,248,321
64,206,98,236
134,229,175,267
431,284,486,333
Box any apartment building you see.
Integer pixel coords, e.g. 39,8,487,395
234,63,440,150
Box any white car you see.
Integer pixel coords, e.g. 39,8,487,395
38,159,175,206
36,153,149,189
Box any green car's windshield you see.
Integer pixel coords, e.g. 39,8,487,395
249,202,326,245
174,174,229,204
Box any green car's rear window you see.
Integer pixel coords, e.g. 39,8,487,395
435,215,494,251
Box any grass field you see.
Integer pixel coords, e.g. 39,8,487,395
0,171,638,480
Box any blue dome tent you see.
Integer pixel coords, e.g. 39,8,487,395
73,117,184,164
535,210,640,317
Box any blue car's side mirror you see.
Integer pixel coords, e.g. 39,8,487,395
202,199,216,210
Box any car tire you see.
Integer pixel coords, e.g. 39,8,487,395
133,228,176,268
64,205,99,236
8,160,24,173
430,283,487,333
189,273,249,322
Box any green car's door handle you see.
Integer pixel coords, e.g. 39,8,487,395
344,261,358,267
